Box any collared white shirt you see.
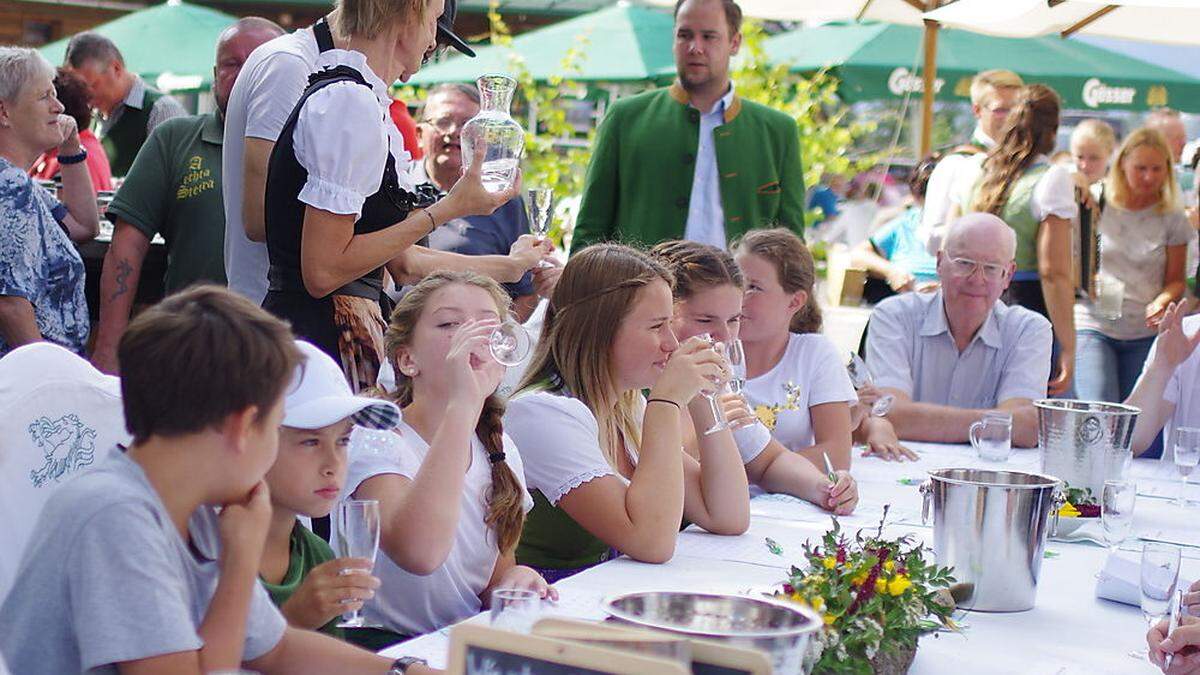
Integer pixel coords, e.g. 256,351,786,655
292,49,414,217
866,289,1052,408
919,126,996,251
683,84,736,249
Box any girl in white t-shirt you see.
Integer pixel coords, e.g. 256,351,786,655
343,271,553,644
505,244,750,581
650,240,858,513
733,228,899,470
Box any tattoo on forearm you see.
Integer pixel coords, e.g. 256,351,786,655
110,259,132,302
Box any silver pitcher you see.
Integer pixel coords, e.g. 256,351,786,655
603,591,821,674
1035,399,1139,498
921,469,1064,612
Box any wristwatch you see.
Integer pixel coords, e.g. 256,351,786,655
58,146,88,165
389,656,428,673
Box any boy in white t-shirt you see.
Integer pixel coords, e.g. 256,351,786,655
0,286,434,674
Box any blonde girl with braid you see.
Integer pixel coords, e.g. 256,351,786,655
341,271,552,647
505,244,750,581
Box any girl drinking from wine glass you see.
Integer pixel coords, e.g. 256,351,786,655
341,271,553,648
731,228,864,471
650,240,858,512
504,244,750,582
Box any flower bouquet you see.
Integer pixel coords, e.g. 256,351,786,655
773,513,957,675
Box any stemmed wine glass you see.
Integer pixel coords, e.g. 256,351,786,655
1173,427,1200,507
489,320,533,366
727,339,746,395
525,187,556,269
846,352,893,417
1132,542,1181,659
334,499,381,628
1101,479,1135,554
696,333,729,435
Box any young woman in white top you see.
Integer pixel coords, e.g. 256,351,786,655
504,244,750,581
1074,128,1193,403
650,240,860,512
343,271,552,646
731,229,861,471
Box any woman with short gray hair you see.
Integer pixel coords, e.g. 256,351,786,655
0,46,98,356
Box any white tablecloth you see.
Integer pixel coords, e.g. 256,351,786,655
381,442,1200,673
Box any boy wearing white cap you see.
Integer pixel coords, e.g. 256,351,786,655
258,341,399,639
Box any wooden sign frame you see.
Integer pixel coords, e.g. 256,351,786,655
447,623,690,675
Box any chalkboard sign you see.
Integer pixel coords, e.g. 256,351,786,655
530,618,771,675
448,624,690,675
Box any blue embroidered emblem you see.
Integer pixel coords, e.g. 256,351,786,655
27,414,97,487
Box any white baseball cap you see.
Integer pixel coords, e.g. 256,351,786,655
283,341,400,431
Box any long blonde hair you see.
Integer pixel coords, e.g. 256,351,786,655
1106,127,1181,214
516,244,673,471
971,84,1061,216
383,271,525,554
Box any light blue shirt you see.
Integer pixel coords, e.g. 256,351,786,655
683,84,736,248
865,290,1052,408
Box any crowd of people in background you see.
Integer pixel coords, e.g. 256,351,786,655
4,0,1200,671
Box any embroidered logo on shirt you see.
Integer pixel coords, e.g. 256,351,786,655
753,381,803,431
27,413,97,487
177,155,215,200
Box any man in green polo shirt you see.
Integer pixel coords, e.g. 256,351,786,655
90,18,285,374
64,33,187,177
572,0,805,252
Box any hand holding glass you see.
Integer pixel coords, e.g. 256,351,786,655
727,339,746,395
489,320,532,366
334,499,381,628
846,352,893,417
525,188,556,269
696,333,729,435
1134,543,1182,659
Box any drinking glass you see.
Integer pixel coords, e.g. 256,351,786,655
969,411,1012,462
1101,479,1136,553
696,333,729,435
490,588,541,634
846,352,893,417
525,187,556,269
1173,427,1200,507
1133,542,1182,658
727,339,746,395
334,499,381,628
489,320,532,366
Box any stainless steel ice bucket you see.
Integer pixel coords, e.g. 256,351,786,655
1035,399,1139,497
921,469,1063,612
603,591,821,674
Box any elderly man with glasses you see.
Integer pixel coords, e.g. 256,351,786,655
864,213,1052,447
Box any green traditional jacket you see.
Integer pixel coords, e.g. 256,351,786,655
572,83,806,251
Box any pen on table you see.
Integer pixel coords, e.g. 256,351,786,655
823,452,837,483
1165,588,1183,670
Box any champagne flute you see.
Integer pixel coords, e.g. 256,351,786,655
525,187,556,269
489,320,533,366
1173,427,1200,507
727,338,746,395
1132,542,1181,658
1101,479,1135,554
334,499,381,628
846,352,893,417
696,333,729,435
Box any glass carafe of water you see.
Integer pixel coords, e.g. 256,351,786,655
461,74,525,193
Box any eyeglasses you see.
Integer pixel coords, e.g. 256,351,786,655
420,115,467,133
983,105,1012,117
947,257,1010,281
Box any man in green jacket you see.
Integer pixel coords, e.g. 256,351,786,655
572,0,805,252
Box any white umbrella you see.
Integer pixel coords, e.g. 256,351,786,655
924,0,1200,46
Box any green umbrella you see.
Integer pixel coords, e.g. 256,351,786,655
764,21,1200,112
409,2,676,85
40,1,238,91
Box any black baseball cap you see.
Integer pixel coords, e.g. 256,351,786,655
437,0,476,57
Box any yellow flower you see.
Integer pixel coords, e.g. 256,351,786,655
874,578,887,594
883,560,896,573
851,572,869,587
1058,502,1081,518
804,574,824,586
823,613,838,626
822,556,837,570
754,405,777,430
887,575,912,596
810,596,826,613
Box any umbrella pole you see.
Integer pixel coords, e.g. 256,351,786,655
919,18,939,157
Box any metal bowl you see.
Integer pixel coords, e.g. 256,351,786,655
602,590,822,674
